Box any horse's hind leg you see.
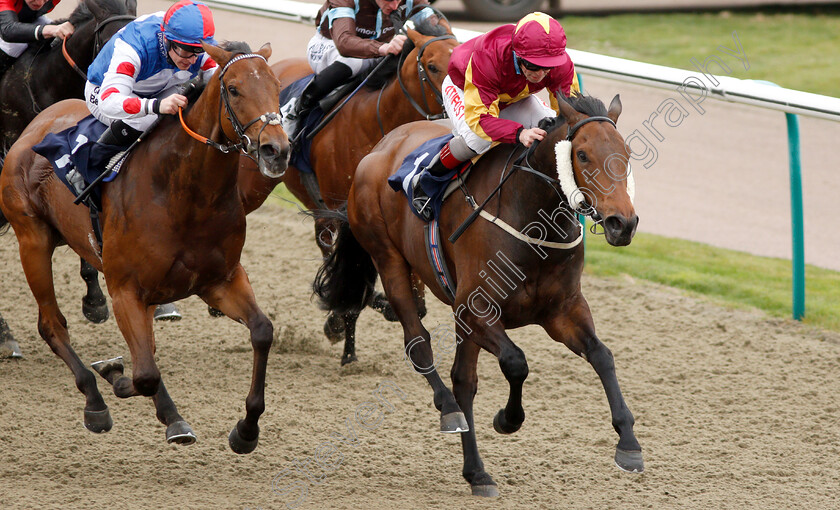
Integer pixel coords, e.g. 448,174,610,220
0,313,22,358
543,300,644,473
80,258,109,324
367,272,427,322
201,264,273,454
376,254,466,433
16,225,111,432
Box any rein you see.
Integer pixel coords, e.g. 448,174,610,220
178,53,281,158
61,36,87,79
449,114,619,245
60,14,136,80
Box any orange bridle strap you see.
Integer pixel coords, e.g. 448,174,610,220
178,107,209,144
61,36,88,80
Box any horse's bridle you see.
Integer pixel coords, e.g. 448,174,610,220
450,113,619,244
179,53,281,164
395,33,455,122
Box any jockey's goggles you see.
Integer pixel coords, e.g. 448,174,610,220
169,40,205,58
519,58,550,72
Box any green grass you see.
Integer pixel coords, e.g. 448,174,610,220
561,8,840,96
583,231,840,332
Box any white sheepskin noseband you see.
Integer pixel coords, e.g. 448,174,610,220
555,140,636,209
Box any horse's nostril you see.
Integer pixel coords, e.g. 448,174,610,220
604,215,626,235
259,144,279,160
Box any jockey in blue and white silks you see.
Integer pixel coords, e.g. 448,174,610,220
85,0,217,145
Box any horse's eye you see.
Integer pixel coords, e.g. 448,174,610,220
227,85,239,97
428,63,439,74
577,150,588,163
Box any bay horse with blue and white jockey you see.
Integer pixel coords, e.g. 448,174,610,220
0,41,288,452
314,93,644,495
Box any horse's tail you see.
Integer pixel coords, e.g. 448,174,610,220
312,213,377,315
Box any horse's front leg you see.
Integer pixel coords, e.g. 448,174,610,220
200,264,273,454
104,289,196,443
377,254,466,432
450,312,529,497
450,335,498,497
542,296,644,473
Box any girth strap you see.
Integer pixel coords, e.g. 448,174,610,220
424,219,456,301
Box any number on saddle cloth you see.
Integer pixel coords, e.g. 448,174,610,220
32,115,123,210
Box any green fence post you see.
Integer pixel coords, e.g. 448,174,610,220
576,72,586,247
754,80,805,320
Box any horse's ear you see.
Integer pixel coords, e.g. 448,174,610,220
555,92,584,124
437,15,453,34
257,43,271,61
124,0,137,15
406,27,427,47
607,94,622,123
86,0,108,21
203,42,229,68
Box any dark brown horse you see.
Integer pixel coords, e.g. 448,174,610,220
0,0,136,339
314,94,644,495
0,41,288,452
236,17,458,365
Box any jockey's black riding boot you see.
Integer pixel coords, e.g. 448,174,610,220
282,61,352,142
412,138,474,221
98,119,142,147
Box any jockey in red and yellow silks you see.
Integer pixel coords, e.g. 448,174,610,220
412,12,579,220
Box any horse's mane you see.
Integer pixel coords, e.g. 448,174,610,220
540,95,609,134
365,17,450,90
66,1,93,27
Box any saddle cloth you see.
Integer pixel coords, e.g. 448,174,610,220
32,115,125,210
387,134,471,221
279,74,320,175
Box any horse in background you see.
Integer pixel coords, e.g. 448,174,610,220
0,41,288,451
237,11,458,365
0,0,136,353
0,0,136,150
314,94,644,495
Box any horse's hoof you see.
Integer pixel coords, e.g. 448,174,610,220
166,420,197,445
440,411,469,433
91,356,124,379
340,354,358,366
370,293,399,322
84,408,113,433
471,485,499,497
492,408,522,434
207,306,225,318
154,303,182,321
323,313,345,344
228,420,259,454
0,340,23,359
82,297,109,324
614,447,644,473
